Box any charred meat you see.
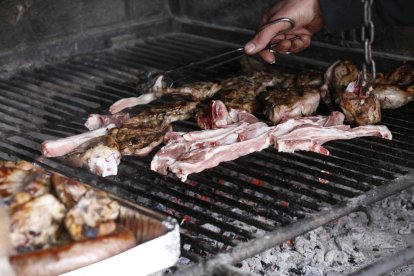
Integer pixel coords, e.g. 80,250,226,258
196,100,259,129
111,101,196,156
109,75,220,114
321,60,359,105
340,81,381,125
154,80,221,101
263,86,320,124
64,190,119,241
373,84,414,109
52,174,89,209
64,135,121,177
9,194,66,252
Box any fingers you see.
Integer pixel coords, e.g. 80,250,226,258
244,20,292,55
257,34,312,64
259,50,276,64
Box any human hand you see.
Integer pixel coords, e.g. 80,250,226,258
244,0,324,63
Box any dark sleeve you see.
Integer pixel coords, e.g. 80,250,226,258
319,0,414,33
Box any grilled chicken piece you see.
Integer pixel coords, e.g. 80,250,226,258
376,62,414,86
52,174,89,209
294,71,323,87
0,168,31,200
9,194,66,252
0,161,33,171
64,190,119,241
9,170,51,209
340,81,381,125
373,84,414,109
321,60,359,105
219,73,279,113
42,124,116,158
264,86,320,124
64,135,121,177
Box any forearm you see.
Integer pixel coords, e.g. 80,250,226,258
319,0,414,33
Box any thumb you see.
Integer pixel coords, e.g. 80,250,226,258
244,20,292,55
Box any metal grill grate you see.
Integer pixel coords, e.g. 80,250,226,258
0,32,413,269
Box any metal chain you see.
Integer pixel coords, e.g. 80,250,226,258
361,0,376,89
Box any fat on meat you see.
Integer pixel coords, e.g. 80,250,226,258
196,100,259,129
275,124,392,155
84,112,130,131
168,125,272,181
42,124,116,158
151,110,391,181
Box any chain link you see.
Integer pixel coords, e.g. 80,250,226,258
361,0,376,89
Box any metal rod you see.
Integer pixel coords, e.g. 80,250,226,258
176,172,414,276
348,246,414,276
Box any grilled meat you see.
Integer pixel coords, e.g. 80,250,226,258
52,174,89,209
294,71,323,88
219,73,277,113
112,124,172,156
196,100,259,129
9,170,51,209
42,124,116,158
84,112,130,131
0,168,31,200
264,86,320,124
340,81,381,125
154,80,221,100
124,101,197,126
64,135,121,177
376,62,414,86
321,60,359,105
111,101,196,156
109,75,220,114
373,84,414,109
9,194,66,252
64,190,119,241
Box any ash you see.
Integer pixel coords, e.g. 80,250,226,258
240,186,414,276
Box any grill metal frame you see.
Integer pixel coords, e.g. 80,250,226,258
0,26,414,274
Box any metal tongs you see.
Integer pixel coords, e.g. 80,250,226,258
142,17,298,91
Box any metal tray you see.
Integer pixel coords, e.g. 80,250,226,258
1,158,180,276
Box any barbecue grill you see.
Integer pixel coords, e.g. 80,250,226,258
1,0,414,275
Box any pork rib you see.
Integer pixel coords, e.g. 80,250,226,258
168,124,272,181
42,124,115,158
84,112,130,131
275,124,391,155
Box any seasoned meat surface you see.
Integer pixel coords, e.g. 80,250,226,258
264,86,320,124
52,174,89,209
9,194,66,252
111,101,196,157
64,190,119,241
